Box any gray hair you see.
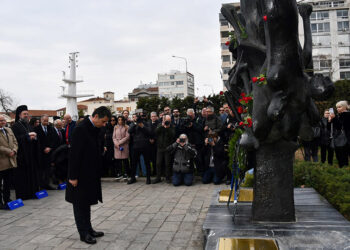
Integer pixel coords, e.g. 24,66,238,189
187,108,195,114
151,111,157,116
336,100,349,110
206,106,214,112
179,134,188,143
54,119,62,126
41,114,49,119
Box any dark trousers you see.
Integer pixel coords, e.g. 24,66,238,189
73,204,92,237
131,148,151,180
335,145,349,167
0,169,11,204
114,159,130,176
303,142,318,162
150,146,157,175
193,145,204,173
202,167,223,185
320,145,334,165
156,150,172,179
172,172,193,186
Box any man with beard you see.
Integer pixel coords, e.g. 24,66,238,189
11,105,40,200
172,109,183,138
66,106,111,244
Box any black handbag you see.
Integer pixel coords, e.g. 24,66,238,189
334,125,348,147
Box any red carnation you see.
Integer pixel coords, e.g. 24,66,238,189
239,122,244,126
225,41,230,46
238,98,243,103
263,15,267,21
237,106,243,114
240,93,246,97
252,77,258,83
220,91,224,95
247,118,253,127
260,77,265,82
246,96,253,102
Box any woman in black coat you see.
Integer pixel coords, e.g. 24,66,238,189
101,116,117,177
320,109,333,165
330,101,350,167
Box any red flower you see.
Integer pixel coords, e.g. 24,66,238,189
247,118,253,127
259,77,265,82
237,106,243,114
263,15,267,21
238,98,243,103
246,96,253,102
240,93,246,97
220,91,224,95
239,122,244,126
225,41,230,46
252,77,258,83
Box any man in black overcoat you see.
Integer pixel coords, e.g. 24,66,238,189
65,106,111,245
11,105,40,200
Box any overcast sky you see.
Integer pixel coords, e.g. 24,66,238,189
0,0,237,110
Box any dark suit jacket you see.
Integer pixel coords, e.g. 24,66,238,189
34,125,55,169
51,128,65,150
64,121,76,145
65,117,103,206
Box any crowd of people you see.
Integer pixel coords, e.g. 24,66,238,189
301,100,350,168
0,99,349,210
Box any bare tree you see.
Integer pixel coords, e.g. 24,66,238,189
0,88,15,115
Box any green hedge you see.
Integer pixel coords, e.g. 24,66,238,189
241,161,350,220
293,161,350,220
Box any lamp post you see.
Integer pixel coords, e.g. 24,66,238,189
172,55,188,73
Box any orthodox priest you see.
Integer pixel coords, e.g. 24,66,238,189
11,105,40,200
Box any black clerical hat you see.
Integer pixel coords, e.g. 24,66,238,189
15,105,28,122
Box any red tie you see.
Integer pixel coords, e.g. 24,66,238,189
66,124,69,145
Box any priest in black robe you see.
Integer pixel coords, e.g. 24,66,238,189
11,105,40,200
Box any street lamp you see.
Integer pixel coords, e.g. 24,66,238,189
172,55,188,73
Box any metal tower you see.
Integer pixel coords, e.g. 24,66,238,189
61,52,92,121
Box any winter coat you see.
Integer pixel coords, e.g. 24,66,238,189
205,115,223,134
167,142,196,174
320,118,331,146
156,125,175,152
65,117,103,206
182,117,204,147
128,123,152,150
113,125,130,159
203,138,228,180
332,111,350,144
0,127,18,171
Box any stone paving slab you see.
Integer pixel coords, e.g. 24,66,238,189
0,178,226,249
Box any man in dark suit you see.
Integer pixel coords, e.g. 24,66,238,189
63,114,76,146
52,119,65,149
65,106,111,245
34,114,56,190
148,112,159,176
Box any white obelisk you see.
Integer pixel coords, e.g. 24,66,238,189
61,52,91,121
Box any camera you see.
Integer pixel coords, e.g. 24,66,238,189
208,138,213,143
164,120,171,126
119,147,124,151
181,116,192,127
179,138,186,143
136,115,143,124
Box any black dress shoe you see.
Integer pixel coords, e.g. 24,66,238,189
80,234,96,244
127,178,136,185
0,203,7,209
90,230,104,238
152,178,161,184
146,178,151,185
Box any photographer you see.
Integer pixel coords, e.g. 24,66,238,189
182,108,205,173
128,115,152,184
204,106,222,136
202,132,227,185
167,134,197,186
153,115,175,184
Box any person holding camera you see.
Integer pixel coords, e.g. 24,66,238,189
153,115,175,184
202,132,227,185
182,108,205,173
113,116,130,180
128,115,152,184
204,106,223,136
167,134,196,186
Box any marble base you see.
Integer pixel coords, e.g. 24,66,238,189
203,188,350,249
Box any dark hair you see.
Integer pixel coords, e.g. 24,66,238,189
117,115,125,124
92,106,112,119
29,117,39,127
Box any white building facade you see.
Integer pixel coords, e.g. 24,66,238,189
299,0,350,81
157,70,195,99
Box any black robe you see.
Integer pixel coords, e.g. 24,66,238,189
65,117,103,206
11,120,40,200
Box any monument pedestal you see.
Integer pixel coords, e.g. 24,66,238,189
203,188,350,249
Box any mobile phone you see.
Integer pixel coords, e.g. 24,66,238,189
329,108,334,114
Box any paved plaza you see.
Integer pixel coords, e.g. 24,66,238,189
0,178,226,250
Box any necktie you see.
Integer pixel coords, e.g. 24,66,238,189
58,129,62,140
44,126,47,135
2,128,8,142
66,124,70,145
